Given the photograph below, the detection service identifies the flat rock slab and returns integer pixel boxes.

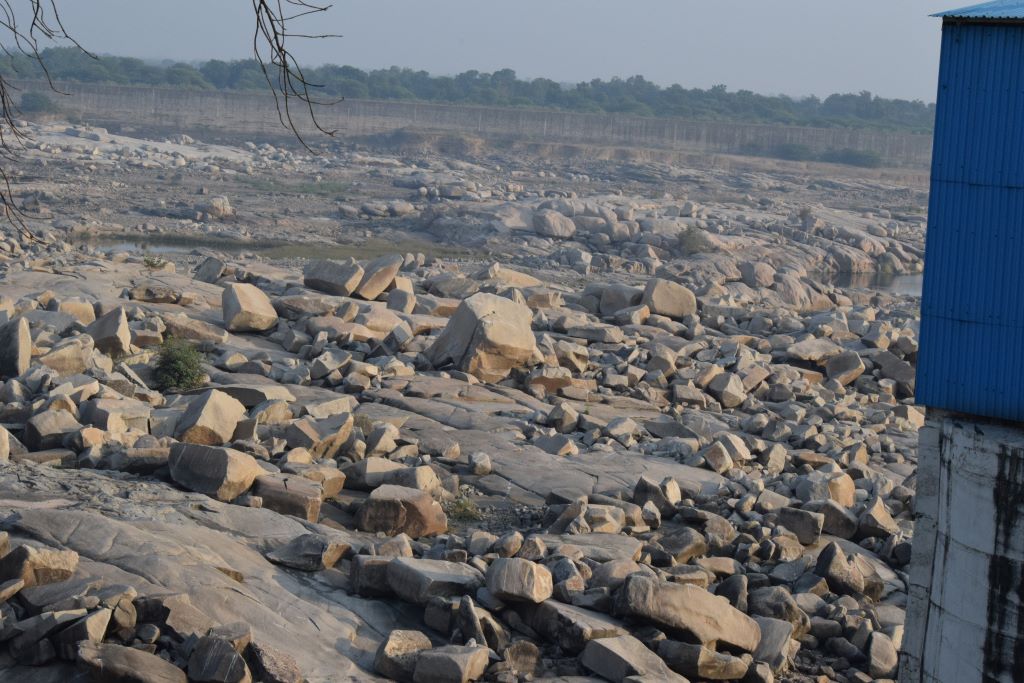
[0,465,392,682]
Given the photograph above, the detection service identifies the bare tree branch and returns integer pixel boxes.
[252,0,343,151]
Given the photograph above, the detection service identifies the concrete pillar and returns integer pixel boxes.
[901,410,1024,682]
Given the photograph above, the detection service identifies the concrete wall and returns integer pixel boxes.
[18,80,933,167]
[902,411,1024,682]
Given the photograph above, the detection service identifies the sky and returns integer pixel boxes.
[51,1,957,103]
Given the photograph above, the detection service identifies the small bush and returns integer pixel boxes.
[20,92,59,114]
[143,254,168,271]
[154,338,205,392]
[678,227,713,256]
[446,496,483,521]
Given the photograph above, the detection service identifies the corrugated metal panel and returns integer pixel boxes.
[917,21,1024,420]
[936,0,1024,19]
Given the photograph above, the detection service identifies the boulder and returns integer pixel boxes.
[23,410,82,451]
[303,259,364,296]
[787,337,844,364]
[375,630,432,682]
[0,317,29,377]
[194,256,226,283]
[613,575,761,652]
[77,641,187,683]
[486,558,553,603]
[188,636,251,683]
[825,350,865,385]
[358,485,448,537]
[0,545,78,588]
[168,444,263,502]
[244,642,302,683]
[424,293,539,382]
[641,278,697,319]
[533,209,576,238]
[413,645,489,683]
[253,474,323,522]
[580,635,686,682]
[386,557,484,605]
[739,261,777,288]
[707,372,746,409]
[518,600,627,654]
[355,254,404,300]
[87,307,132,356]
[38,336,93,375]
[222,283,278,333]
[176,390,246,446]
[658,640,750,680]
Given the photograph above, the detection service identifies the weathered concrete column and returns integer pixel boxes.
[901,411,1024,682]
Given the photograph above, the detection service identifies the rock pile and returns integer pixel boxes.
[0,222,917,682]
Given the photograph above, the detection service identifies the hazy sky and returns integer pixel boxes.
[53,1,956,102]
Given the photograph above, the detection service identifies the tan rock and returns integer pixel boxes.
[355,254,404,300]
[222,283,278,333]
[87,307,131,356]
[425,293,539,382]
[641,278,696,319]
[358,485,448,538]
[486,558,553,603]
[0,545,78,588]
[176,390,246,445]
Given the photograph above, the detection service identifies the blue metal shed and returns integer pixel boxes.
[916,1,1024,420]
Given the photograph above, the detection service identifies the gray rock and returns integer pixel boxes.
[168,443,263,502]
[580,634,686,682]
[77,641,187,683]
[387,557,484,605]
[614,574,760,652]
[0,317,30,378]
[303,259,365,296]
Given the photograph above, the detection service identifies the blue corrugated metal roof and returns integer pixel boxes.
[935,1,1024,19]
[916,19,1024,420]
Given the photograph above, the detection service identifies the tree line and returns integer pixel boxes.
[5,47,936,133]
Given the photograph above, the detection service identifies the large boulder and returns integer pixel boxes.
[0,545,78,588]
[424,293,539,382]
[222,283,278,333]
[355,254,404,300]
[641,278,697,319]
[175,390,246,445]
[303,260,364,296]
[486,558,553,603]
[533,210,576,238]
[357,485,447,538]
[87,307,132,356]
[168,443,263,502]
[0,317,29,378]
[386,557,484,605]
[613,575,761,653]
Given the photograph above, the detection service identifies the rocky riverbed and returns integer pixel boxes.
[0,121,923,682]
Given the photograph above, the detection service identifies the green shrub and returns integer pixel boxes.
[446,496,483,521]
[154,338,205,392]
[20,92,59,114]
[143,254,168,272]
[678,227,713,256]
